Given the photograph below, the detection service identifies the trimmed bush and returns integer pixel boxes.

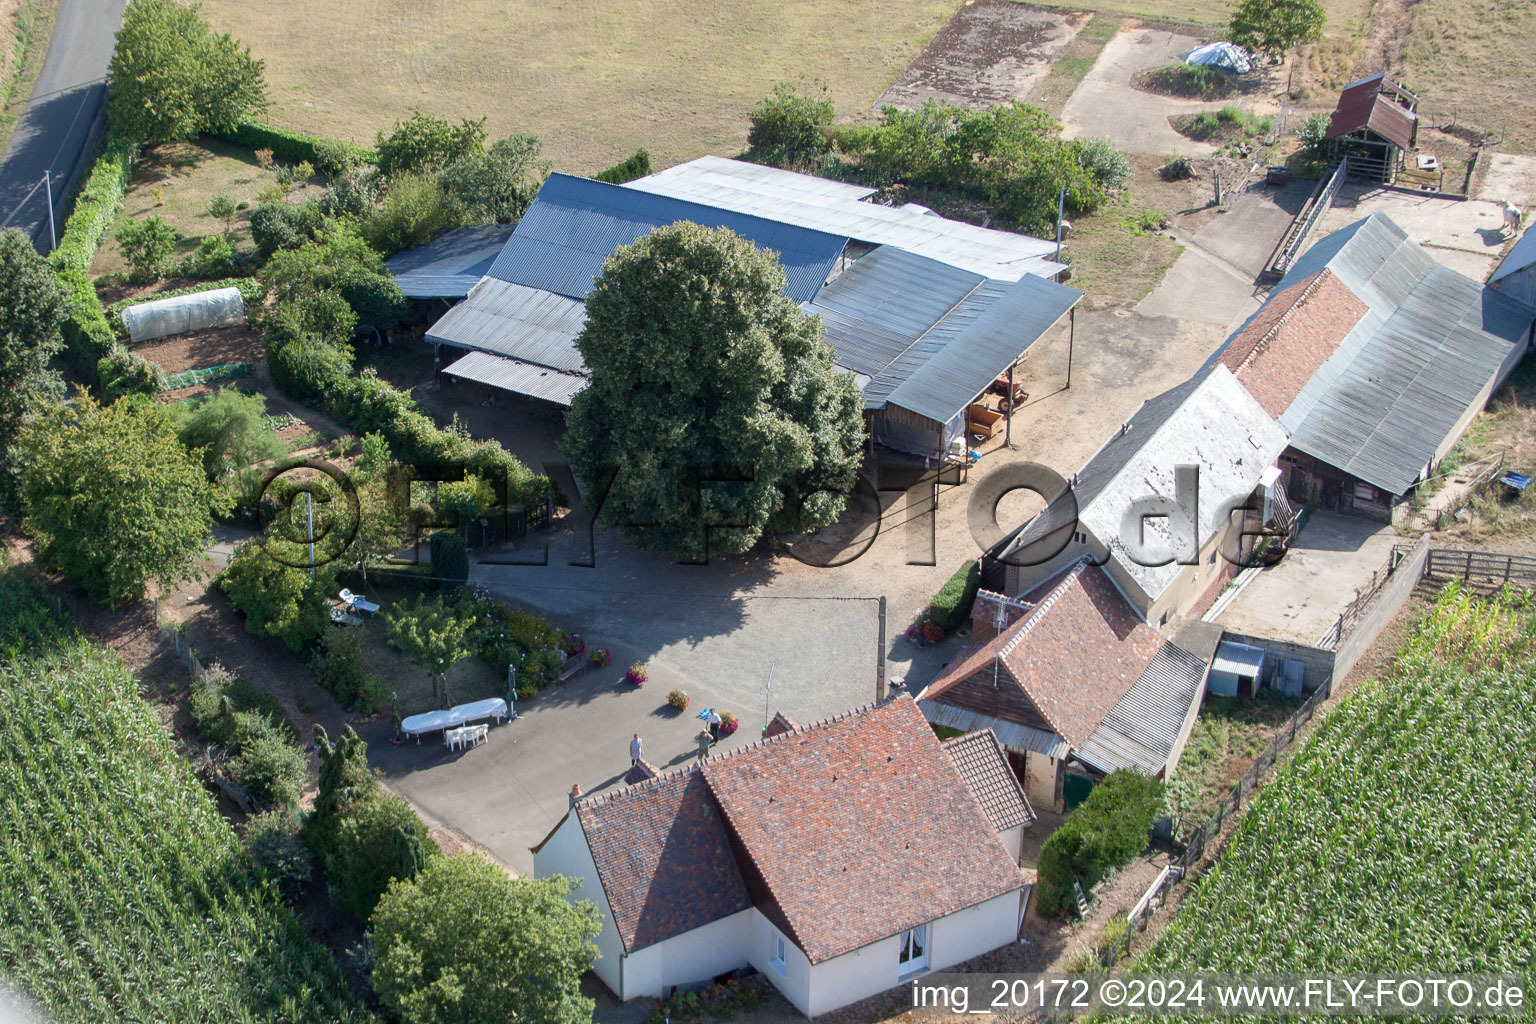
[1037,769,1165,915]
[326,791,435,920]
[594,148,652,184]
[242,810,313,902]
[267,334,354,404]
[214,120,376,171]
[928,560,980,632]
[309,628,387,714]
[230,712,307,808]
[96,349,165,401]
[249,199,322,259]
[430,530,469,590]
[55,266,118,376]
[49,142,137,274]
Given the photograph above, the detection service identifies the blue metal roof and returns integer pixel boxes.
[386,224,516,298]
[486,173,848,303]
[812,246,983,341]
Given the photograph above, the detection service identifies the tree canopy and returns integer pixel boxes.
[0,229,66,518]
[372,854,600,1024]
[561,223,865,561]
[386,595,476,708]
[375,110,488,178]
[438,135,549,225]
[106,0,266,144]
[747,80,835,170]
[21,395,229,606]
[175,387,286,479]
[260,219,407,332]
[1228,0,1326,60]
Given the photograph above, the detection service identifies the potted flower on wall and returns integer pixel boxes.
[589,647,611,668]
[562,633,585,657]
[625,662,648,685]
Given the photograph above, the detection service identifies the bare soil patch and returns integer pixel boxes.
[132,324,265,376]
[877,0,1091,112]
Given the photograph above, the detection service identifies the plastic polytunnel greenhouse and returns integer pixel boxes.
[121,287,247,344]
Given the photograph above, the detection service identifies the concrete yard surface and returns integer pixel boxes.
[1312,184,1519,281]
[1058,27,1220,157]
[1217,511,1399,646]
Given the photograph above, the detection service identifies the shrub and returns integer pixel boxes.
[178,232,238,278]
[362,173,459,254]
[310,628,386,713]
[54,267,117,378]
[325,791,434,920]
[115,215,178,281]
[96,349,164,401]
[594,147,651,184]
[1159,155,1195,181]
[667,689,689,710]
[249,199,322,258]
[1073,137,1131,190]
[588,647,610,667]
[928,559,980,632]
[438,134,547,225]
[429,530,469,590]
[242,810,313,902]
[218,539,332,655]
[267,334,353,404]
[208,192,237,233]
[230,712,307,808]
[214,121,376,171]
[1294,111,1330,156]
[1037,770,1164,915]
[375,110,487,178]
[625,662,648,685]
[748,80,834,169]
[312,137,359,177]
[188,683,237,745]
[319,166,382,220]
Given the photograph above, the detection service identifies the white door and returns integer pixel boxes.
[898,924,929,974]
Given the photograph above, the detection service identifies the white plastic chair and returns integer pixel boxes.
[339,588,381,616]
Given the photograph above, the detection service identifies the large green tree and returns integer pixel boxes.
[1228,0,1326,61]
[371,854,600,1024]
[261,220,407,332]
[438,135,548,225]
[0,229,66,518]
[175,387,286,479]
[21,395,230,606]
[561,223,865,561]
[106,0,267,144]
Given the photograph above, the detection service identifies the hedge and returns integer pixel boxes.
[49,142,138,383]
[212,121,375,172]
[107,277,266,337]
[928,559,980,632]
[594,147,652,184]
[1037,770,1165,916]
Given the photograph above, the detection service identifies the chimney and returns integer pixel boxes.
[568,783,582,809]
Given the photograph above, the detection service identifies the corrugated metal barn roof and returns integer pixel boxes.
[425,278,588,372]
[487,173,847,303]
[1273,213,1534,493]
[1074,365,1289,605]
[386,224,516,298]
[1077,642,1208,776]
[919,701,1071,759]
[1325,72,1417,150]
[1491,226,1536,284]
[812,245,984,341]
[627,155,1066,281]
[441,350,587,407]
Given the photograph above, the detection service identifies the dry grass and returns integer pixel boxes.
[197,0,959,173]
[0,0,56,154]
[1402,0,1536,153]
[1062,153,1192,306]
[1030,14,1121,116]
[89,138,301,280]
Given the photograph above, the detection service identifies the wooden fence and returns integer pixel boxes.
[1424,547,1536,587]
[1263,159,1349,281]
[1428,451,1506,532]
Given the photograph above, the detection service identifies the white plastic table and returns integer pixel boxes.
[401,698,509,743]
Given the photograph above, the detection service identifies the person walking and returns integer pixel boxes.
[630,733,642,766]
[706,708,722,746]
[695,729,712,762]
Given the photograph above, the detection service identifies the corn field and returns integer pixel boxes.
[0,575,365,1023]
[1137,583,1536,988]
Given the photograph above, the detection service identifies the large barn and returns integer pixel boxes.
[411,157,1082,460]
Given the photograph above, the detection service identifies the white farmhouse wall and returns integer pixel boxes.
[999,823,1025,865]
[807,934,904,1017]
[620,909,754,998]
[531,814,625,996]
[746,914,814,1015]
[928,889,1022,970]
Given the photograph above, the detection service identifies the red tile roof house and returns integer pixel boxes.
[530,696,1033,1016]
[918,560,1211,813]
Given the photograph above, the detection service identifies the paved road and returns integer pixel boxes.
[0,0,127,250]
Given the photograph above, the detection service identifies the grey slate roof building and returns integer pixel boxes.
[421,160,1081,443]
[1217,212,1535,509]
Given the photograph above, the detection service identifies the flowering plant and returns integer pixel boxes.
[904,622,923,643]
[719,710,739,737]
[922,620,945,644]
[667,689,689,710]
[625,662,648,685]
[588,647,611,667]
[561,633,585,657]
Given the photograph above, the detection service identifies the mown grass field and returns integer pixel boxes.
[0,570,365,1024]
[1135,584,1536,985]
[198,0,958,174]
[1403,0,1536,152]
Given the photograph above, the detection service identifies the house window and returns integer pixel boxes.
[770,934,787,975]
[898,924,929,974]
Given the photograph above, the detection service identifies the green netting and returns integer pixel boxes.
[160,362,252,392]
